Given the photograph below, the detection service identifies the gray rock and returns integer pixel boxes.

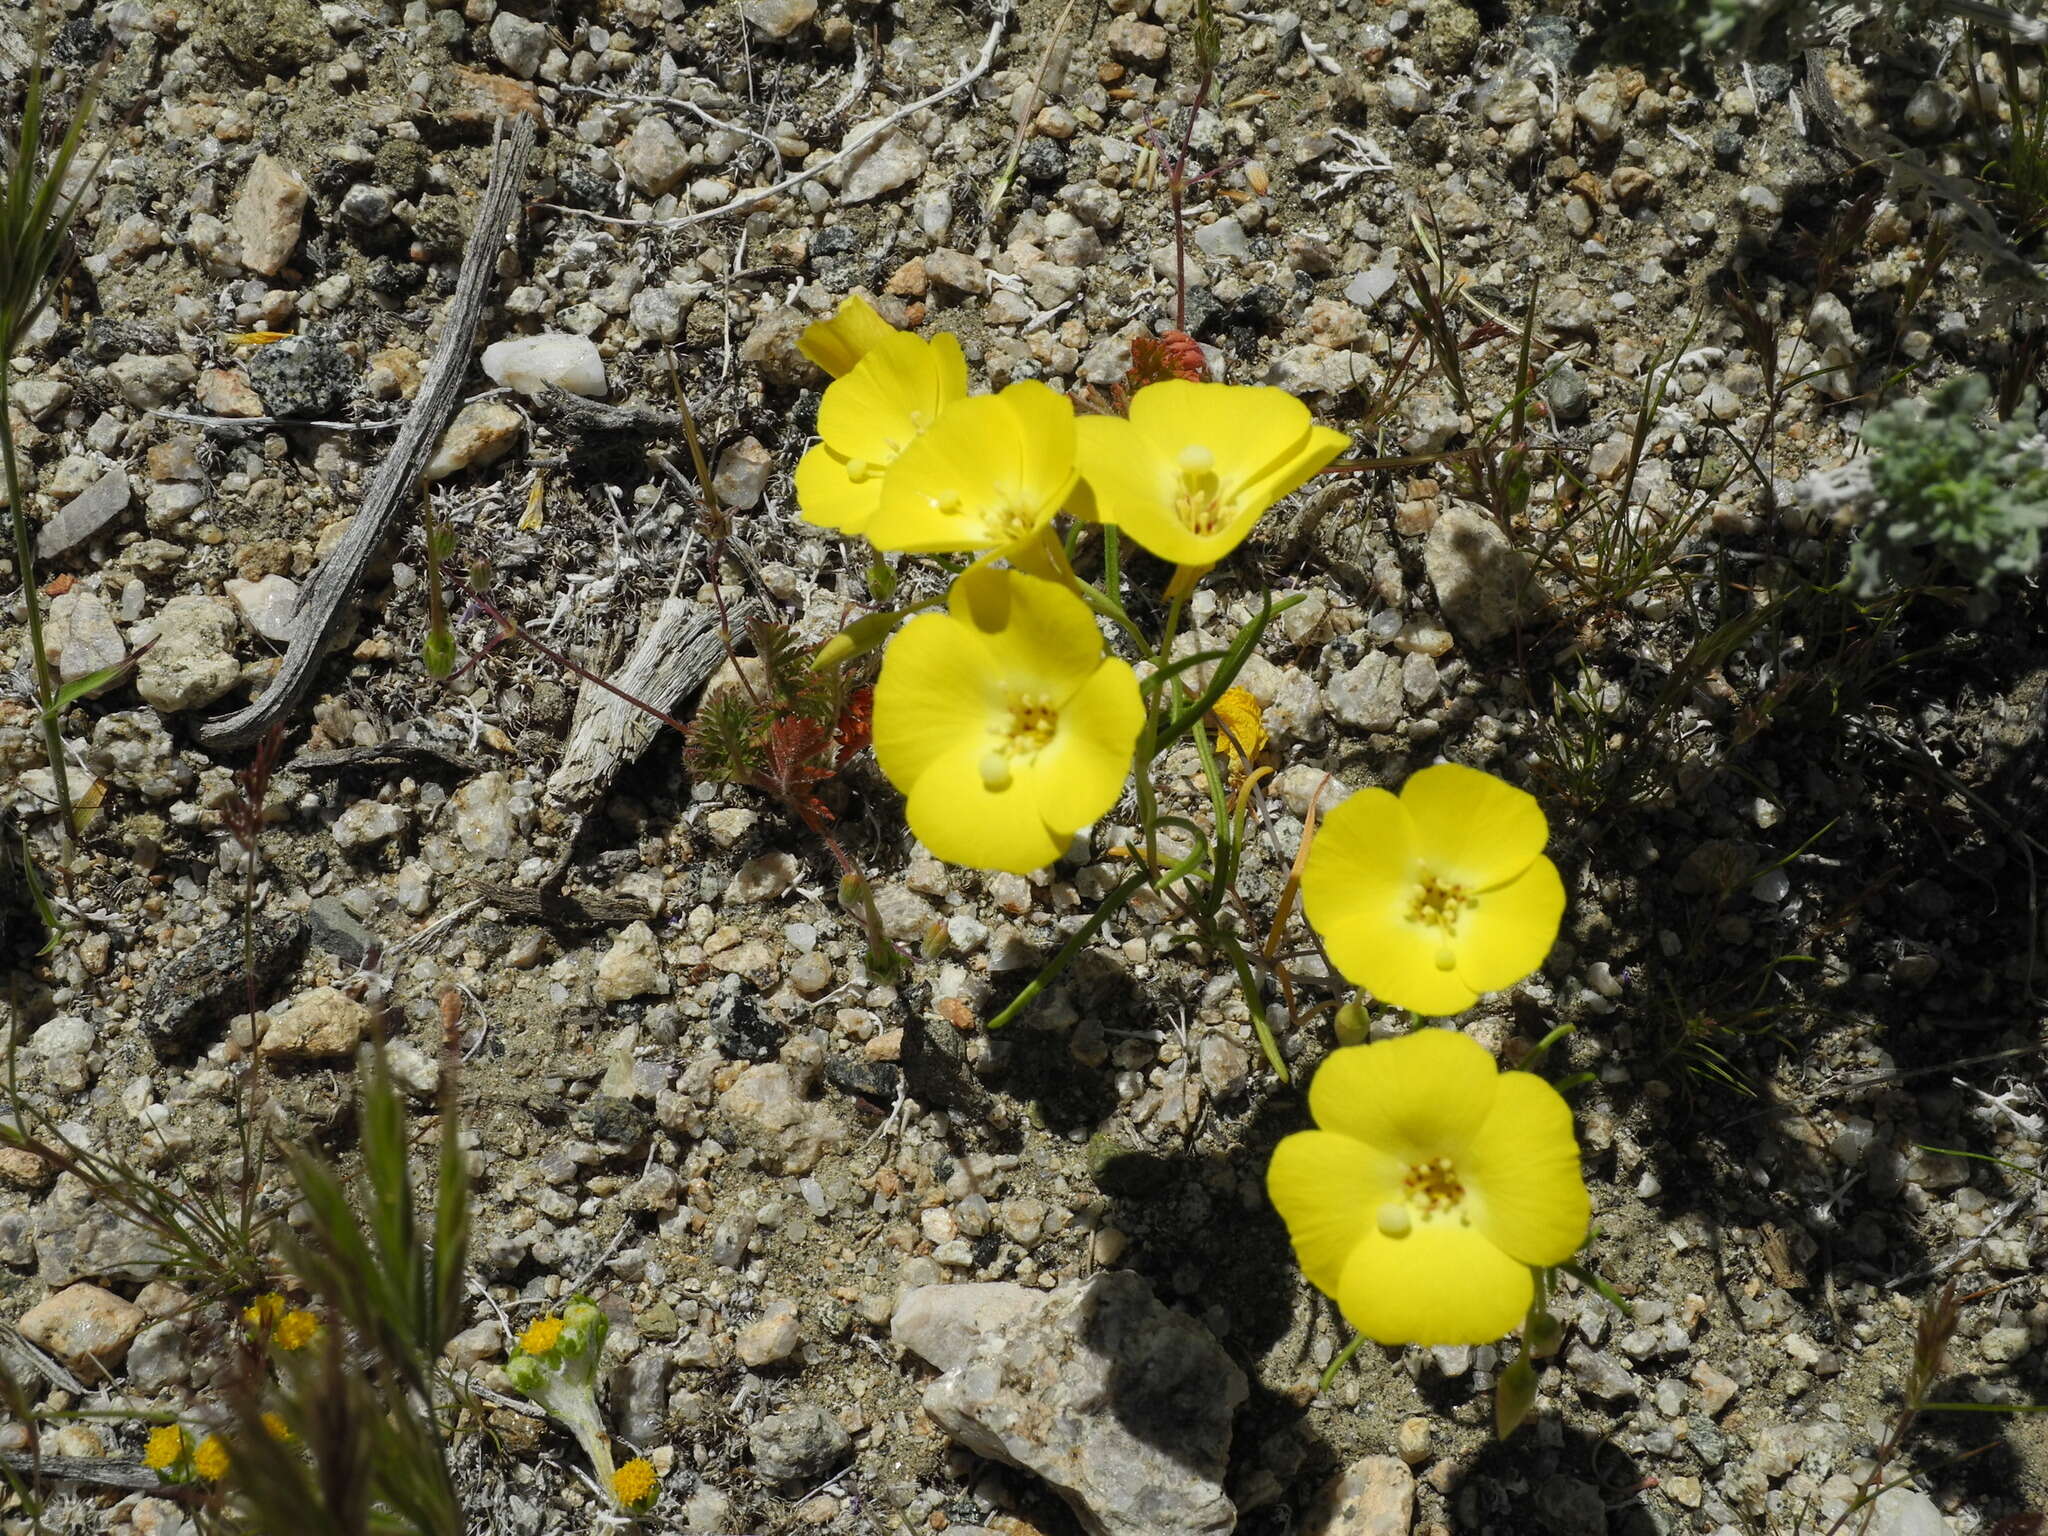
[682,1487,733,1533]
[1423,504,1531,646]
[609,1350,673,1443]
[126,1319,189,1391]
[1573,80,1625,144]
[34,1176,169,1286]
[246,334,354,418]
[1542,363,1591,422]
[332,798,405,852]
[108,353,196,409]
[838,124,926,205]
[44,589,128,690]
[891,1272,1246,1536]
[1860,1487,1947,1536]
[1565,1342,1638,1401]
[1327,651,1405,733]
[141,914,307,1052]
[717,1063,847,1175]
[225,573,299,643]
[307,896,379,967]
[1302,1455,1414,1536]
[451,771,522,859]
[620,117,690,198]
[712,436,773,512]
[1533,1474,1605,1536]
[18,1283,146,1373]
[231,154,310,276]
[135,595,240,712]
[748,1402,851,1488]
[743,0,816,37]
[214,0,334,78]
[36,470,132,560]
[1192,216,1251,263]
[488,10,548,77]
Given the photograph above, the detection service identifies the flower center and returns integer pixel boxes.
[981,693,1060,790]
[1172,443,1230,536]
[1376,1155,1468,1238]
[1407,870,1476,971]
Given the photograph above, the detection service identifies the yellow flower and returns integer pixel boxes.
[798,294,898,379]
[242,1294,286,1330]
[794,330,969,536]
[518,1315,565,1356]
[143,1424,188,1471]
[1267,1029,1589,1346]
[260,1412,293,1442]
[874,567,1143,874]
[861,381,1078,556]
[1300,763,1564,1016]
[612,1456,659,1510]
[274,1310,319,1351]
[1073,379,1349,567]
[192,1435,231,1482]
[1207,687,1268,777]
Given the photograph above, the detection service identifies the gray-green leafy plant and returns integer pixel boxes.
[1853,371,2048,595]
[2,55,103,849]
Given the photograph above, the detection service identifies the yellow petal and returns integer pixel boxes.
[1072,415,1202,562]
[1307,1030,1499,1163]
[1026,658,1142,833]
[905,739,1068,873]
[872,610,1001,796]
[817,332,966,465]
[867,382,1077,554]
[799,294,898,378]
[1454,854,1566,998]
[1347,924,1480,1016]
[1336,1219,1535,1346]
[1235,423,1352,518]
[1400,763,1550,890]
[1301,786,1474,1014]
[794,444,884,534]
[1267,1129,1403,1296]
[1129,379,1313,483]
[1461,1071,1590,1267]
[949,567,1109,700]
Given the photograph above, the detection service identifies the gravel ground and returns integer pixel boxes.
[2,0,2047,1533]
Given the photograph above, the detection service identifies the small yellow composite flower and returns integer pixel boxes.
[874,567,1144,874]
[1267,1029,1589,1346]
[1300,763,1565,1016]
[274,1309,319,1351]
[794,330,969,536]
[260,1412,293,1442]
[242,1293,287,1331]
[1073,379,1349,568]
[518,1314,566,1356]
[861,381,1078,556]
[612,1456,659,1511]
[797,293,898,379]
[192,1435,231,1482]
[143,1424,188,1472]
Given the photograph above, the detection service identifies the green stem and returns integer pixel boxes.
[986,868,1150,1031]
[1317,1333,1367,1393]
[0,372,76,848]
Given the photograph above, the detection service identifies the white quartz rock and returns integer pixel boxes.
[481,334,608,399]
